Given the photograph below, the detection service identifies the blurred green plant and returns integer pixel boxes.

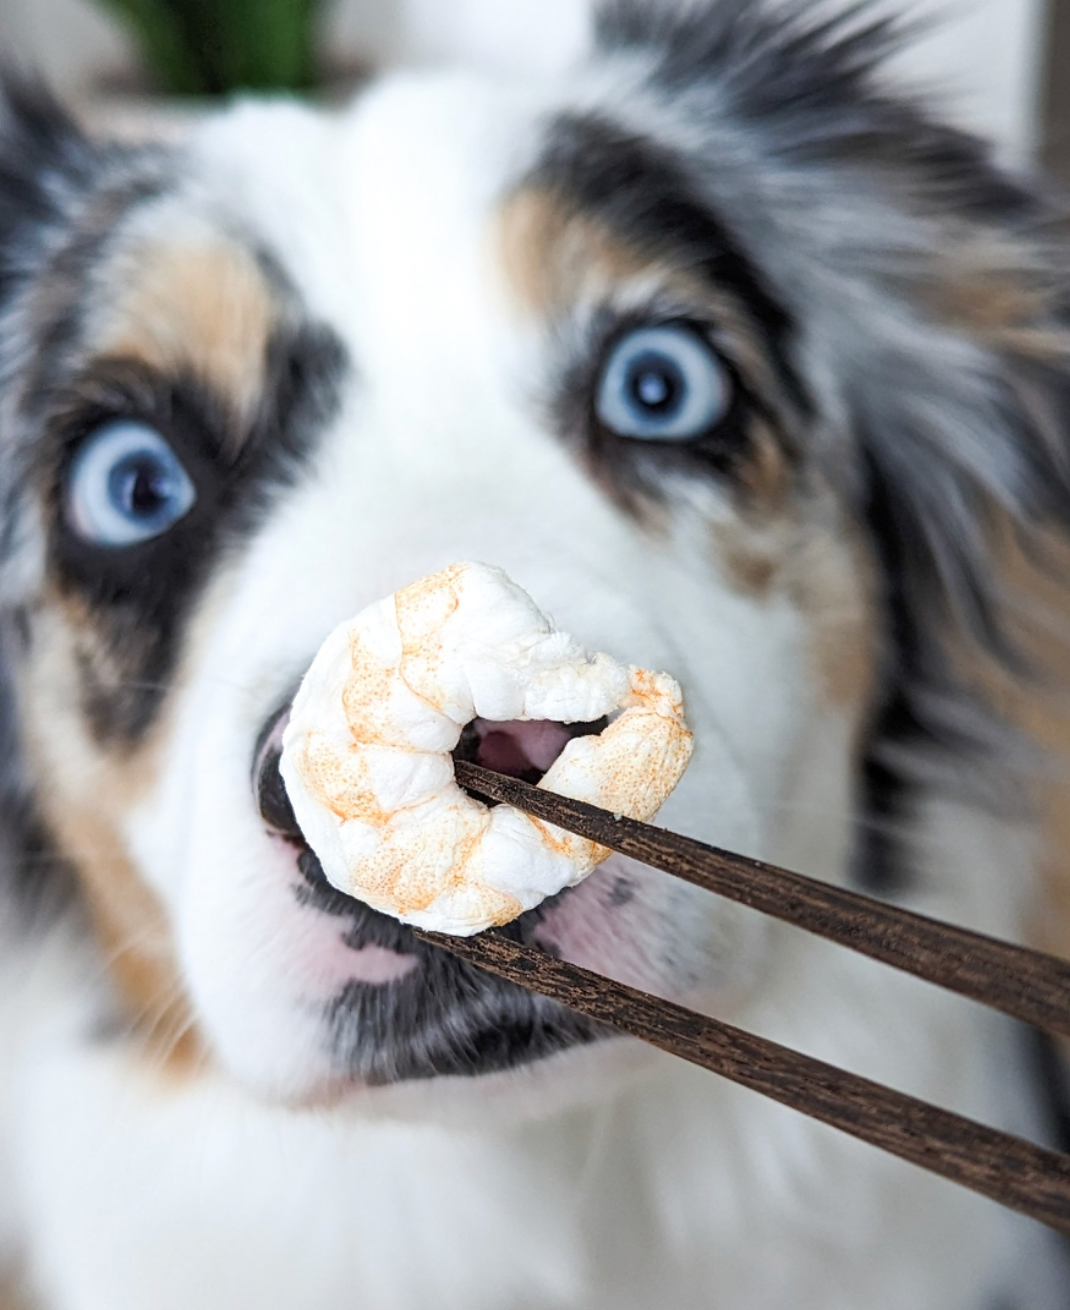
[96,0,329,95]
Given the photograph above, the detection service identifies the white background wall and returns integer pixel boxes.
[0,0,1051,160]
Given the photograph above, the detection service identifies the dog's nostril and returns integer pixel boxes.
[257,747,301,837]
[253,705,302,839]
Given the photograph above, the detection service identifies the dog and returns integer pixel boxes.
[1,2,1070,1305]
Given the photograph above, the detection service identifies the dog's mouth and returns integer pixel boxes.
[252,708,613,1084]
[450,715,607,791]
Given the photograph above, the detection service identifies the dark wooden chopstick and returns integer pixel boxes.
[454,760,1070,1038]
[414,926,1070,1234]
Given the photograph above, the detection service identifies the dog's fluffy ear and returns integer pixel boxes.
[594,0,905,101]
[0,81,95,921]
[0,77,97,301]
[843,226,1070,671]
[596,1,1070,672]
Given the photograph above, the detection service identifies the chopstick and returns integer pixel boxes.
[453,760,1070,1038]
[439,761,1070,1230]
[413,925,1070,1234]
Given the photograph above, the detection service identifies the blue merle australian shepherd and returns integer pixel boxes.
[1,3,1070,1306]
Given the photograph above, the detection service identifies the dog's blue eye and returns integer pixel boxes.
[66,421,196,547]
[596,325,731,442]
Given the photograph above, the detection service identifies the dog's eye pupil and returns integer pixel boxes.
[628,355,684,415]
[113,458,169,518]
[596,323,731,444]
[65,420,197,548]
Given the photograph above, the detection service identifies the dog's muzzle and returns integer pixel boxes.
[249,701,605,1083]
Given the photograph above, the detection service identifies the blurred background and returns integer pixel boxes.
[0,0,1061,168]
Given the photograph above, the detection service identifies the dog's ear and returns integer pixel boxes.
[593,0,905,112]
[843,218,1070,673]
[0,77,98,303]
[0,80,95,921]
[594,1,1070,673]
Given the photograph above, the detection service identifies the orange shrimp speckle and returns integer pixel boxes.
[280,563,692,936]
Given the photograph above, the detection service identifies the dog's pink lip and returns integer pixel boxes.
[340,942,420,984]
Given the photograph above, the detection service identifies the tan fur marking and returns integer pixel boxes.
[738,419,790,508]
[790,525,880,717]
[498,188,649,316]
[713,499,879,718]
[17,601,205,1080]
[936,274,1043,335]
[923,235,1070,966]
[927,232,1052,334]
[499,189,793,511]
[992,532,1070,964]
[711,522,780,596]
[0,1276,34,1310]
[53,797,203,1076]
[498,187,791,399]
[95,237,276,437]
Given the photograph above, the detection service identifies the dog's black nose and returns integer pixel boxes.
[252,704,302,839]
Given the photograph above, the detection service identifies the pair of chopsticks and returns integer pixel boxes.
[413,760,1070,1235]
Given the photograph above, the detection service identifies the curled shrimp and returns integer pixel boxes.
[280,563,692,936]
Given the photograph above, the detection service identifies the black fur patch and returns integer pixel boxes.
[290,841,602,1080]
[532,110,807,411]
[0,81,350,750]
[41,325,347,746]
[0,80,101,298]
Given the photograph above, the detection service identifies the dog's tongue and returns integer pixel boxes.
[472,720,574,778]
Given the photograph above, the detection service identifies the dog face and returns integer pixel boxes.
[2,4,1069,1106]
